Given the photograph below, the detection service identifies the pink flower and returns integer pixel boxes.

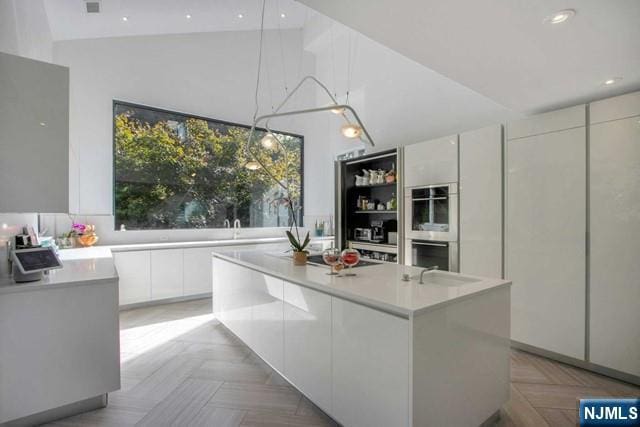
[72,223,86,234]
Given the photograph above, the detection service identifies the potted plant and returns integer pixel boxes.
[286,229,310,266]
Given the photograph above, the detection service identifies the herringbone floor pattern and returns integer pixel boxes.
[47,299,639,426]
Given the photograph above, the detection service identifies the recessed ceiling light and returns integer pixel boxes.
[186,14,192,19]
[121,16,128,22]
[237,13,244,19]
[39,122,46,126]
[280,13,286,18]
[603,77,622,86]
[543,9,575,25]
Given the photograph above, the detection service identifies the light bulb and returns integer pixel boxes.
[261,133,277,149]
[331,106,345,115]
[245,161,261,170]
[543,9,575,25]
[341,123,362,139]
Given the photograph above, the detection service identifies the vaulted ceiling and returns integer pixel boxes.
[298,0,640,114]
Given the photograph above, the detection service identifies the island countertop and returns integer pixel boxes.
[212,249,511,317]
[0,246,118,295]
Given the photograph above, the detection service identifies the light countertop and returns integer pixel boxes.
[0,236,332,294]
[74,236,334,252]
[212,249,511,318]
[0,247,118,295]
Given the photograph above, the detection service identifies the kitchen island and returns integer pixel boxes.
[0,247,120,425]
[212,249,511,427]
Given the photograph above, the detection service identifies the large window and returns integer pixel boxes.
[113,102,303,230]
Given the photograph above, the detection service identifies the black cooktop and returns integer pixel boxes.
[306,254,379,268]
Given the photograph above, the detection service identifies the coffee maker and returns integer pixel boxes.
[371,220,385,242]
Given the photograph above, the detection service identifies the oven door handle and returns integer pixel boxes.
[412,242,448,247]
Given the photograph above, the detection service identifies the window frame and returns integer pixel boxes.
[112,100,305,231]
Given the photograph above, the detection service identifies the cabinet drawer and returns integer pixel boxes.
[183,247,214,296]
[113,251,151,305]
[151,249,184,300]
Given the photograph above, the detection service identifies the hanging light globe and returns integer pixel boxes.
[260,133,278,149]
[245,160,261,170]
[341,123,362,139]
[330,105,345,115]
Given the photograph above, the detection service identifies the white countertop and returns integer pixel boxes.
[0,247,118,295]
[75,236,334,252]
[0,236,333,295]
[212,249,511,318]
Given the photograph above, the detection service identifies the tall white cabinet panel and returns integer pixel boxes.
[459,125,503,278]
[252,274,284,372]
[113,251,151,305]
[151,249,184,300]
[183,247,214,296]
[332,298,409,427]
[506,123,586,360]
[214,259,253,343]
[589,94,640,376]
[404,134,458,186]
[0,52,69,213]
[283,281,332,412]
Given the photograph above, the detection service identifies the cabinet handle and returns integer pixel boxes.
[412,242,448,247]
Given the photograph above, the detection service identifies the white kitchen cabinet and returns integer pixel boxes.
[214,259,254,343]
[113,251,151,305]
[404,134,458,187]
[283,281,332,412]
[151,249,184,300]
[252,274,284,372]
[507,105,585,140]
[459,125,503,278]
[506,116,586,360]
[0,52,69,213]
[589,92,640,377]
[332,298,409,427]
[183,247,215,296]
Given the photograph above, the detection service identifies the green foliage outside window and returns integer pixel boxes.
[113,103,303,230]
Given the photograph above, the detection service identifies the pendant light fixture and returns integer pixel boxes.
[244,0,375,178]
[260,132,278,149]
[245,160,261,170]
[341,123,362,138]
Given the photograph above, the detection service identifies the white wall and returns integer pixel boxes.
[51,29,336,243]
[303,13,518,154]
[0,0,53,62]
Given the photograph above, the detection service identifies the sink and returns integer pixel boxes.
[411,271,479,287]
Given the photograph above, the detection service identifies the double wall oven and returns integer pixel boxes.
[404,183,458,272]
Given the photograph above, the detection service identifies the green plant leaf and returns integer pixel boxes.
[300,231,311,251]
[285,230,301,251]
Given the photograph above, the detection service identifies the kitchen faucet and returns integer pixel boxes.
[419,266,439,284]
[233,219,241,239]
[223,219,231,228]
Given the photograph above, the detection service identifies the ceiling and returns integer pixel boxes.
[298,0,640,114]
[304,15,519,149]
[43,0,312,40]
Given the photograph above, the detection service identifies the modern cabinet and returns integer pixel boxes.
[214,259,254,344]
[459,125,503,278]
[183,247,215,295]
[113,250,151,305]
[283,281,332,412]
[589,92,640,377]
[212,256,510,427]
[252,274,284,372]
[506,105,586,360]
[151,249,184,300]
[404,134,458,187]
[331,298,409,427]
[0,52,69,213]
